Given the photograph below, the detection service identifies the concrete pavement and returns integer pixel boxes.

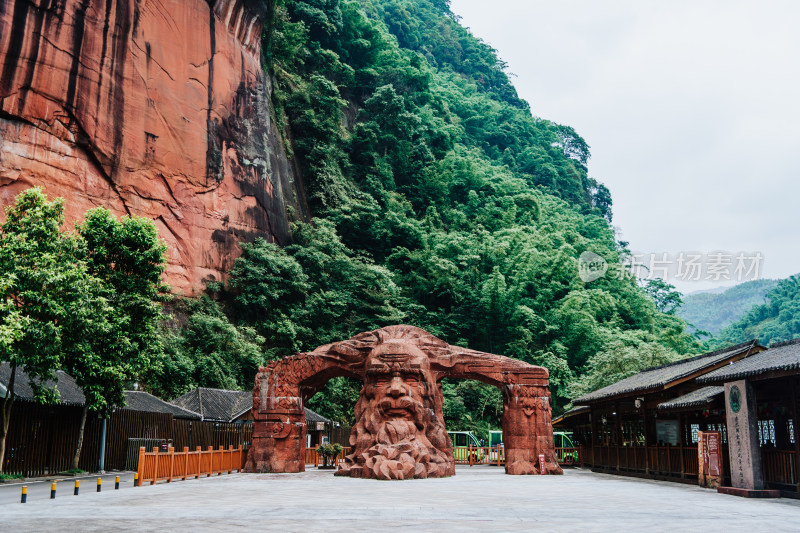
[2,466,798,532]
[0,472,137,505]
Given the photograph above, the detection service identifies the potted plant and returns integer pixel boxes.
[316,443,343,469]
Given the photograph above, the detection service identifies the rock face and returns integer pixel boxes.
[245,325,563,478]
[0,0,307,294]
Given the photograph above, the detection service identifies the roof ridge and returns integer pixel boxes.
[638,339,757,373]
[198,387,246,393]
[197,388,204,419]
[769,337,800,348]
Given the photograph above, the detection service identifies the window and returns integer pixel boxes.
[757,420,776,447]
[690,424,700,444]
[705,423,727,444]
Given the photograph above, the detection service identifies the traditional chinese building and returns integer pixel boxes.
[171,387,333,447]
[557,338,800,496]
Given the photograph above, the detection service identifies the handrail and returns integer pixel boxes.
[136,445,245,486]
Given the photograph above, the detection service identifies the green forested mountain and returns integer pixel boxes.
[153,0,699,430]
[676,279,778,336]
[718,275,800,346]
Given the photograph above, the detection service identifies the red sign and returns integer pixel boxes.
[707,432,721,476]
[538,454,546,475]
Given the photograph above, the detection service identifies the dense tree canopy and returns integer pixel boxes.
[158,0,700,427]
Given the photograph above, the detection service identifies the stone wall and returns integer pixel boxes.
[0,0,307,294]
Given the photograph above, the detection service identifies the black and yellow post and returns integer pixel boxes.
[20,485,27,503]
[74,480,80,496]
[114,476,120,490]
[96,477,102,492]
[134,472,139,486]
[50,482,57,499]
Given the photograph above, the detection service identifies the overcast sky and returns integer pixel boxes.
[449,0,800,292]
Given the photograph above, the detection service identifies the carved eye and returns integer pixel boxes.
[405,376,419,385]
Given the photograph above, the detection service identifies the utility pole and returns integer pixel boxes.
[98,417,107,473]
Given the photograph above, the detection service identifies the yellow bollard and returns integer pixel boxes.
[115,476,120,490]
[74,480,80,496]
[97,477,102,493]
[21,485,27,504]
[134,472,139,487]
[50,482,57,499]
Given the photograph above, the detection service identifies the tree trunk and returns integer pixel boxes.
[72,405,88,471]
[0,363,17,474]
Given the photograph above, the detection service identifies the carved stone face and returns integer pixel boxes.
[365,341,432,425]
[335,339,454,479]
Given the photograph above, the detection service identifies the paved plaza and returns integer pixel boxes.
[1,466,799,532]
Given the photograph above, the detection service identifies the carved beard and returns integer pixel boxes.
[336,392,455,480]
[377,418,416,445]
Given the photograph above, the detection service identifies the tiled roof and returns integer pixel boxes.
[657,386,724,410]
[573,340,761,404]
[0,363,85,406]
[123,390,201,419]
[698,338,800,383]
[172,388,251,422]
[0,363,203,419]
[172,387,330,424]
[304,408,329,423]
[553,405,589,426]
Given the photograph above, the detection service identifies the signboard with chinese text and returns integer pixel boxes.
[656,420,680,446]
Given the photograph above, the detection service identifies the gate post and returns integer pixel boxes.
[245,369,307,473]
[502,383,562,475]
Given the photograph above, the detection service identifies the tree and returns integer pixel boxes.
[0,189,84,472]
[567,333,679,400]
[66,208,169,469]
[643,278,683,315]
[153,297,265,399]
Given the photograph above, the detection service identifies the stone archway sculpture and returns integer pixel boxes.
[244,325,563,479]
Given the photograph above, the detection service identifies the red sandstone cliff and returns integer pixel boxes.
[0,0,307,294]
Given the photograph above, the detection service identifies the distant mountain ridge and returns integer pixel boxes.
[719,275,800,346]
[676,278,778,335]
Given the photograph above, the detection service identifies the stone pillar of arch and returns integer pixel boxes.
[244,325,563,478]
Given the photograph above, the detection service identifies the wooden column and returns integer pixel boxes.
[790,377,800,493]
[615,402,621,472]
[590,407,598,469]
[679,412,686,479]
[642,401,650,475]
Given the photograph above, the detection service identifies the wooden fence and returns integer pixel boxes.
[304,447,351,467]
[762,448,798,490]
[579,445,702,480]
[580,444,798,492]
[1,399,253,476]
[301,446,579,468]
[451,446,579,467]
[136,446,246,485]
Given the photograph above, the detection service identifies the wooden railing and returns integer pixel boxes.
[453,446,498,465]
[555,447,579,465]
[580,445,702,479]
[136,446,246,485]
[303,446,577,467]
[304,447,351,467]
[451,446,578,467]
[581,444,799,492]
[762,448,797,487]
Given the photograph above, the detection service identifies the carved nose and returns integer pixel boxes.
[388,377,406,398]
